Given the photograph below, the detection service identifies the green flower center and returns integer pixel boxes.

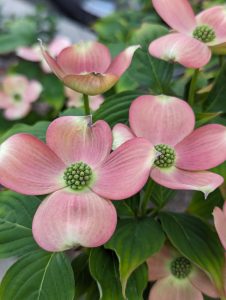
[193,25,216,43]
[154,144,176,168]
[63,161,92,191]
[13,93,22,102]
[171,256,192,279]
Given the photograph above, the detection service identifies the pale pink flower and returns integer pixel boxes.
[0,116,156,251]
[113,95,226,196]
[149,0,226,68]
[40,40,140,95]
[17,36,71,73]
[65,87,104,112]
[147,245,219,300]
[213,202,226,250]
[0,75,42,120]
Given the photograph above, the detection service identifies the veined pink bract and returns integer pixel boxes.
[213,202,226,250]
[0,116,156,252]
[113,95,226,196]
[149,0,226,68]
[40,40,141,95]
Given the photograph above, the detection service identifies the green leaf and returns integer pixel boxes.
[72,252,99,299]
[0,191,41,258]
[130,23,168,50]
[89,247,148,300]
[212,161,226,198]
[205,62,226,112]
[0,250,75,300]
[60,107,84,117]
[150,181,176,209]
[0,121,49,143]
[93,91,142,127]
[159,212,225,290]
[105,217,165,296]
[187,189,224,219]
[128,49,174,94]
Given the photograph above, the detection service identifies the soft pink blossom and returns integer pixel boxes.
[0,116,157,251]
[40,40,140,95]
[0,75,42,120]
[147,245,219,300]
[113,95,226,196]
[65,87,104,111]
[149,0,226,68]
[213,202,226,250]
[17,36,71,73]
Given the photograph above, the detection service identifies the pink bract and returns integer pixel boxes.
[40,40,141,95]
[65,87,104,111]
[0,75,42,120]
[17,36,71,73]
[112,95,226,195]
[0,116,157,251]
[213,202,226,250]
[147,245,219,300]
[149,0,226,68]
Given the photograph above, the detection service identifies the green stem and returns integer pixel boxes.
[140,179,154,214]
[83,94,91,115]
[188,68,200,106]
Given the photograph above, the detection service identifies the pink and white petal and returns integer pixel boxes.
[0,92,11,108]
[48,36,71,56]
[189,267,219,298]
[196,6,226,46]
[4,103,31,120]
[24,80,43,103]
[92,138,156,200]
[16,46,41,62]
[147,245,176,281]
[32,189,117,252]
[107,45,141,77]
[112,123,135,150]
[3,75,28,96]
[129,95,195,146]
[0,134,66,195]
[46,116,112,167]
[213,207,226,250]
[40,60,52,73]
[63,73,118,96]
[175,124,226,171]
[89,95,104,111]
[149,277,203,300]
[56,42,111,74]
[149,33,211,68]
[152,0,196,34]
[150,167,224,197]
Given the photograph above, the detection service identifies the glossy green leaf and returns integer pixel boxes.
[212,161,226,198]
[149,181,176,209]
[0,250,75,300]
[93,91,142,127]
[0,121,49,143]
[205,62,226,112]
[0,191,41,258]
[159,212,225,290]
[105,217,165,296]
[89,247,148,300]
[187,189,224,219]
[72,252,99,299]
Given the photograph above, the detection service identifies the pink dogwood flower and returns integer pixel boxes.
[113,95,226,196]
[149,0,226,68]
[17,36,71,73]
[213,202,226,250]
[147,245,219,300]
[40,40,140,95]
[65,87,104,112]
[0,116,156,252]
[0,75,42,120]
